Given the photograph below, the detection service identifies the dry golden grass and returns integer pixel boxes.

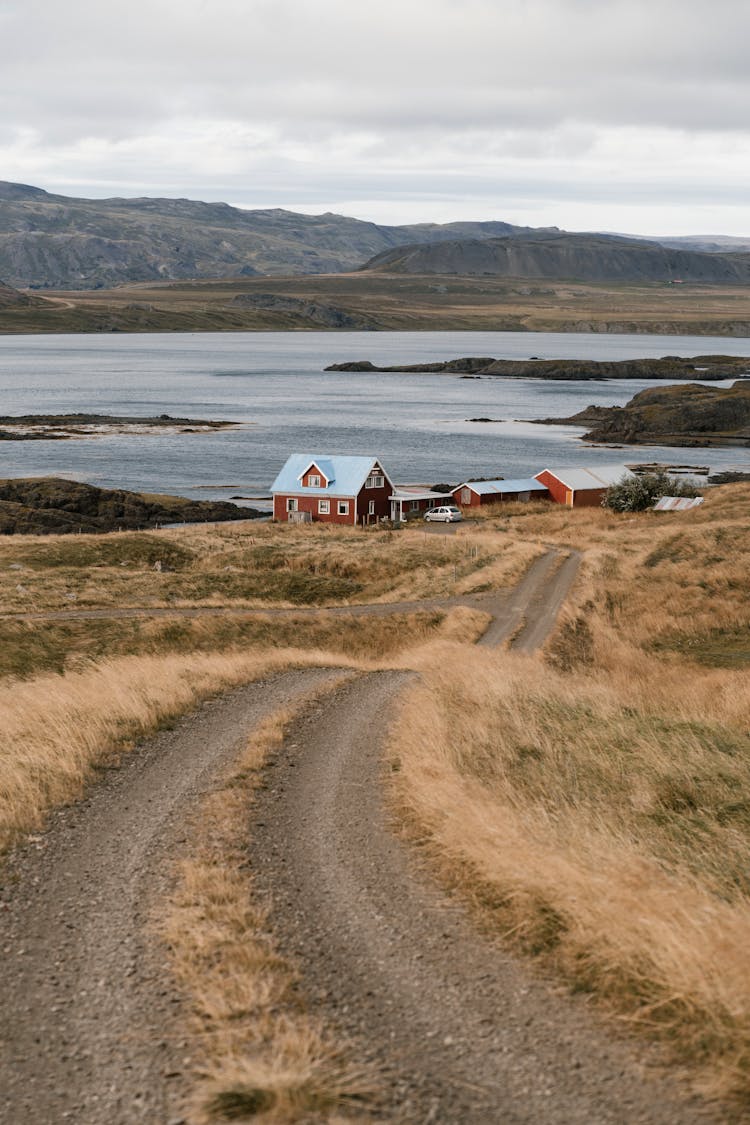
[163,693,373,1123]
[388,484,750,1101]
[0,605,487,855]
[0,649,343,855]
[0,608,456,681]
[0,518,516,614]
[389,644,750,1098]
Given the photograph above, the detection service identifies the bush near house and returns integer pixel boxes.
[603,470,700,513]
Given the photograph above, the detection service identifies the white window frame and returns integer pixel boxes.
[307,474,321,488]
[366,474,384,489]
[337,500,349,516]
[410,500,420,511]
[286,497,298,512]
[368,500,375,516]
[318,499,330,514]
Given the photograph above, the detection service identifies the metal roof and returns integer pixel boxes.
[456,477,548,496]
[653,495,704,511]
[536,464,635,491]
[389,487,448,501]
[270,453,391,496]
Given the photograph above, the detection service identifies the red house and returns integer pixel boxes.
[534,464,634,508]
[270,454,394,525]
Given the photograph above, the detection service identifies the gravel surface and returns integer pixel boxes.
[249,673,720,1124]
[0,667,340,1125]
[1,545,721,1124]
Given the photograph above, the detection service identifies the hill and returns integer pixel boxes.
[0,279,33,308]
[0,181,536,289]
[362,232,750,285]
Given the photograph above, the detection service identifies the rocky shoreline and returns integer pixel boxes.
[532,380,750,447]
[0,478,264,535]
[0,413,239,441]
[325,355,750,380]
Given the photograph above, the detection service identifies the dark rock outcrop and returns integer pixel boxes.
[0,478,263,535]
[533,381,750,447]
[325,355,750,380]
[229,293,378,329]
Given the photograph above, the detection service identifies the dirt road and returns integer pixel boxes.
[0,667,344,1125]
[0,547,718,1122]
[250,675,717,1123]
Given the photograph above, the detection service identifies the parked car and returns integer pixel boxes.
[424,505,462,523]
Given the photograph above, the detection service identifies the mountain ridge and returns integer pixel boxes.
[2,181,749,291]
[0,181,537,289]
[361,233,750,285]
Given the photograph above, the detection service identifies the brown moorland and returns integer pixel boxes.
[2,271,750,334]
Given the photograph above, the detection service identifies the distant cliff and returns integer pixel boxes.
[362,233,750,285]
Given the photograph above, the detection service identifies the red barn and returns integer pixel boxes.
[452,477,549,508]
[271,454,394,525]
[534,465,634,508]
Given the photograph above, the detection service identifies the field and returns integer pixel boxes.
[2,488,750,1113]
[390,484,750,1102]
[2,271,750,334]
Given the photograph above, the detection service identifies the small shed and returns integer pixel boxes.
[534,464,635,508]
[452,478,549,508]
[389,487,451,522]
[270,454,394,525]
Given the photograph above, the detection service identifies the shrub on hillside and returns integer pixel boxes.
[603,471,700,513]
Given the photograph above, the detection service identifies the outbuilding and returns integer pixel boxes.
[389,486,452,522]
[534,464,635,507]
[452,477,549,508]
[271,454,394,525]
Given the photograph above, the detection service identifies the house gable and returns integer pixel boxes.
[298,459,335,489]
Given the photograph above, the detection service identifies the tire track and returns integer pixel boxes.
[0,667,345,1125]
[249,675,717,1124]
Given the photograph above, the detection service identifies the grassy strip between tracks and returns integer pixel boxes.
[162,685,375,1124]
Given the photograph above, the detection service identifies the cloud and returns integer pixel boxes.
[2,0,749,232]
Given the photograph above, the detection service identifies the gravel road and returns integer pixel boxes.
[0,667,342,1125]
[0,546,720,1123]
[249,676,718,1124]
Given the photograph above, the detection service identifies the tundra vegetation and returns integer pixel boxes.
[1,486,749,1116]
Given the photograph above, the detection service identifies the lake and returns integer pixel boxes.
[1,330,749,506]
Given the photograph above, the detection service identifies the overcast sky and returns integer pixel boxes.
[2,0,749,235]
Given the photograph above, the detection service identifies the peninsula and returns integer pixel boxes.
[532,380,750,447]
[0,414,239,441]
[325,355,750,380]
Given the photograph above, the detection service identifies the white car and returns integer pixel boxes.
[424,505,462,523]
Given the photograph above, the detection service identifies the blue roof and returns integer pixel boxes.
[270,453,392,496]
[457,478,548,496]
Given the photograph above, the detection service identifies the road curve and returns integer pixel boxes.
[249,676,717,1124]
[0,667,344,1125]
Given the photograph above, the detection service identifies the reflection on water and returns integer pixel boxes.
[1,330,748,501]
